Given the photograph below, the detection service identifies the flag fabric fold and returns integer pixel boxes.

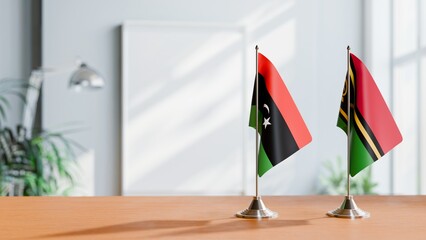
[338,53,403,177]
[249,53,311,177]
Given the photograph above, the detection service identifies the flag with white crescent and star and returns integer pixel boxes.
[249,53,312,177]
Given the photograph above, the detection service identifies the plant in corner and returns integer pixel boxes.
[0,79,81,196]
[318,156,378,195]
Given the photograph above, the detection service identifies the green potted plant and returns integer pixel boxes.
[0,79,80,196]
[318,156,378,195]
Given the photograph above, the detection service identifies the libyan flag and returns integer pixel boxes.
[249,53,312,177]
[338,53,403,177]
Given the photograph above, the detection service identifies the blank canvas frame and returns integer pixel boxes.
[121,21,249,195]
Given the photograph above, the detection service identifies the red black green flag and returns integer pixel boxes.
[249,53,312,177]
[338,53,403,177]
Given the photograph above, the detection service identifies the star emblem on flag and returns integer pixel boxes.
[263,117,271,129]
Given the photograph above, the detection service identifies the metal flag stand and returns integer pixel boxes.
[326,46,370,219]
[236,45,277,219]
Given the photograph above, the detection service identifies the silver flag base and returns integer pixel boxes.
[236,196,278,219]
[327,195,370,219]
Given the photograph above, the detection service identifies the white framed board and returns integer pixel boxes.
[121,21,249,195]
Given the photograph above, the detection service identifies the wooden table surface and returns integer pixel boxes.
[1,196,425,239]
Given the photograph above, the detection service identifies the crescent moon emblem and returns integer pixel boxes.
[263,104,270,114]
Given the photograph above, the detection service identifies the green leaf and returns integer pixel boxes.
[0,105,7,121]
[24,174,37,194]
[0,96,11,108]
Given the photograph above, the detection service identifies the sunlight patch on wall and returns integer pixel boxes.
[393,61,418,194]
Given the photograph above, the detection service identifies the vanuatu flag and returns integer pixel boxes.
[338,53,402,177]
[249,53,312,177]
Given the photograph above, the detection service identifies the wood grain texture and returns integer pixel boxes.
[0,196,425,239]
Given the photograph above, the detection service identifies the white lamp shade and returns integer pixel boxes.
[69,63,104,90]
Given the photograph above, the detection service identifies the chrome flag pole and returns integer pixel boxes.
[327,46,369,219]
[236,45,277,219]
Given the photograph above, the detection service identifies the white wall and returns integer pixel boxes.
[42,0,363,195]
[315,1,364,189]
[364,0,393,194]
[0,0,32,127]
[365,0,426,195]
